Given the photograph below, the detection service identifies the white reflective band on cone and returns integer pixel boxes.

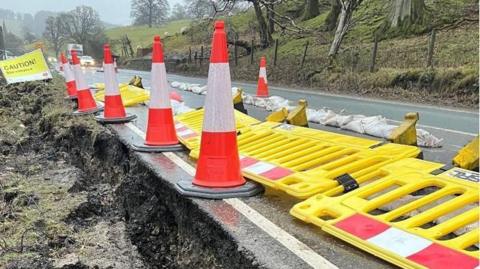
[103,63,119,96]
[259,67,267,84]
[149,63,171,109]
[203,63,235,132]
[72,64,88,90]
[64,63,75,83]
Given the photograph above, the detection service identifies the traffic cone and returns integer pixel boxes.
[256,56,269,97]
[60,53,77,100]
[176,21,263,199]
[58,55,64,72]
[95,44,137,123]
[71,50,102,115]
[132,36,183,152]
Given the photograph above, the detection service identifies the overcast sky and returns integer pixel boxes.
[0,0,183,25]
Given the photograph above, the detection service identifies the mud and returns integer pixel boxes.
[0,77,261,268]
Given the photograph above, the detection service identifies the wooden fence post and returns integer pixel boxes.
[194,51,198,65]
[234,38,238,66]
[250,39,254,65]
[273,39,278,66]
[188,47,192,64]
[0,26,5,60]
[426,29,436,68]
[200,46,203,66]
[301,41,309,68]
[369,34,378,72]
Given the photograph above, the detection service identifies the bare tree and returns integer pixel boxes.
[250,0,273,48]
[185,0,215,18]
[43,16,66,56]
[390,0,425,27]
[325,0,341,31]
[328,0,363,56]
[302,0,319,21]
[60,6,101,45]
[131,0,170,27]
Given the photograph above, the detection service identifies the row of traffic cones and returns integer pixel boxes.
[60,20,262,199]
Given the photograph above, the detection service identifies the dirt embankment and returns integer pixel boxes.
[0,77,261,268]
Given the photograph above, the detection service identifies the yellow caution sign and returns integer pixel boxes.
[453,136,479,171]
[0,49,52,84]
[388,112,419,146]
[290,158,479,269]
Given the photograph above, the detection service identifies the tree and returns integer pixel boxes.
[328,0,363,56]
[325,0,341,31]
[389,0,425,28]
[23,29,36,44]
[250,0,272,47]
[60,6,102,46]
[130,0,170,27]
[43,16,66,57]
[170,3,189,20]
[185,0,215,18]
[302,0,319,21]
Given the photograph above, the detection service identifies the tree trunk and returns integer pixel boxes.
[390,0,425,27]
[252,0,272,48]
[328,2,353,56]
[325,0,341,31]
[302,0,320,21]
[267,3,275,34]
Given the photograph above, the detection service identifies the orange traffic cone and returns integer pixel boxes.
[58,55,64,72]
[95,44,136,123]
[176,21,262,199]
[71,50,102,115]
[133,36,183,152]
[60,53,77,100]
[256,56,269,97]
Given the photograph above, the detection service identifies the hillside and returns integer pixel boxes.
[107,0,479,108]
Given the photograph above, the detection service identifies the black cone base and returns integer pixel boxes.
[176,180,264,199]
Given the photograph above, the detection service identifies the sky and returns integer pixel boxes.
[0,0,183,26]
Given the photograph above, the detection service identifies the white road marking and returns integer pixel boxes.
[124,122,337,269]
[388,119,477,136]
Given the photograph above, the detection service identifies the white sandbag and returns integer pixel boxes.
[417,129,443,148]
[171,100,194,115]
[171,81,181,88]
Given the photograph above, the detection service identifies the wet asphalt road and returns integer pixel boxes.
[80,67,477,268]
[84,68,479,165]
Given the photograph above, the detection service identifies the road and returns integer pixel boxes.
[84,68,479,165]
[81,67,478,268]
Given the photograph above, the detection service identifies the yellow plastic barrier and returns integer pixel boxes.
[174,108,260,151]
[238,126,420,198]
[93,82,128,91]
[286,99,308,127]
[388,112,419,146]
[94,85,150,107]
[266,108,288,122]
[453,136,479,171]
[290,158,479,269]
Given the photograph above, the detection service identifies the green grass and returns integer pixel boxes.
[105,19,191,51]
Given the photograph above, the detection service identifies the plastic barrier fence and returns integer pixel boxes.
[236,123,421,199]
[290,158,479,269]
[94,85,150,107]
[174,108,260,150]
